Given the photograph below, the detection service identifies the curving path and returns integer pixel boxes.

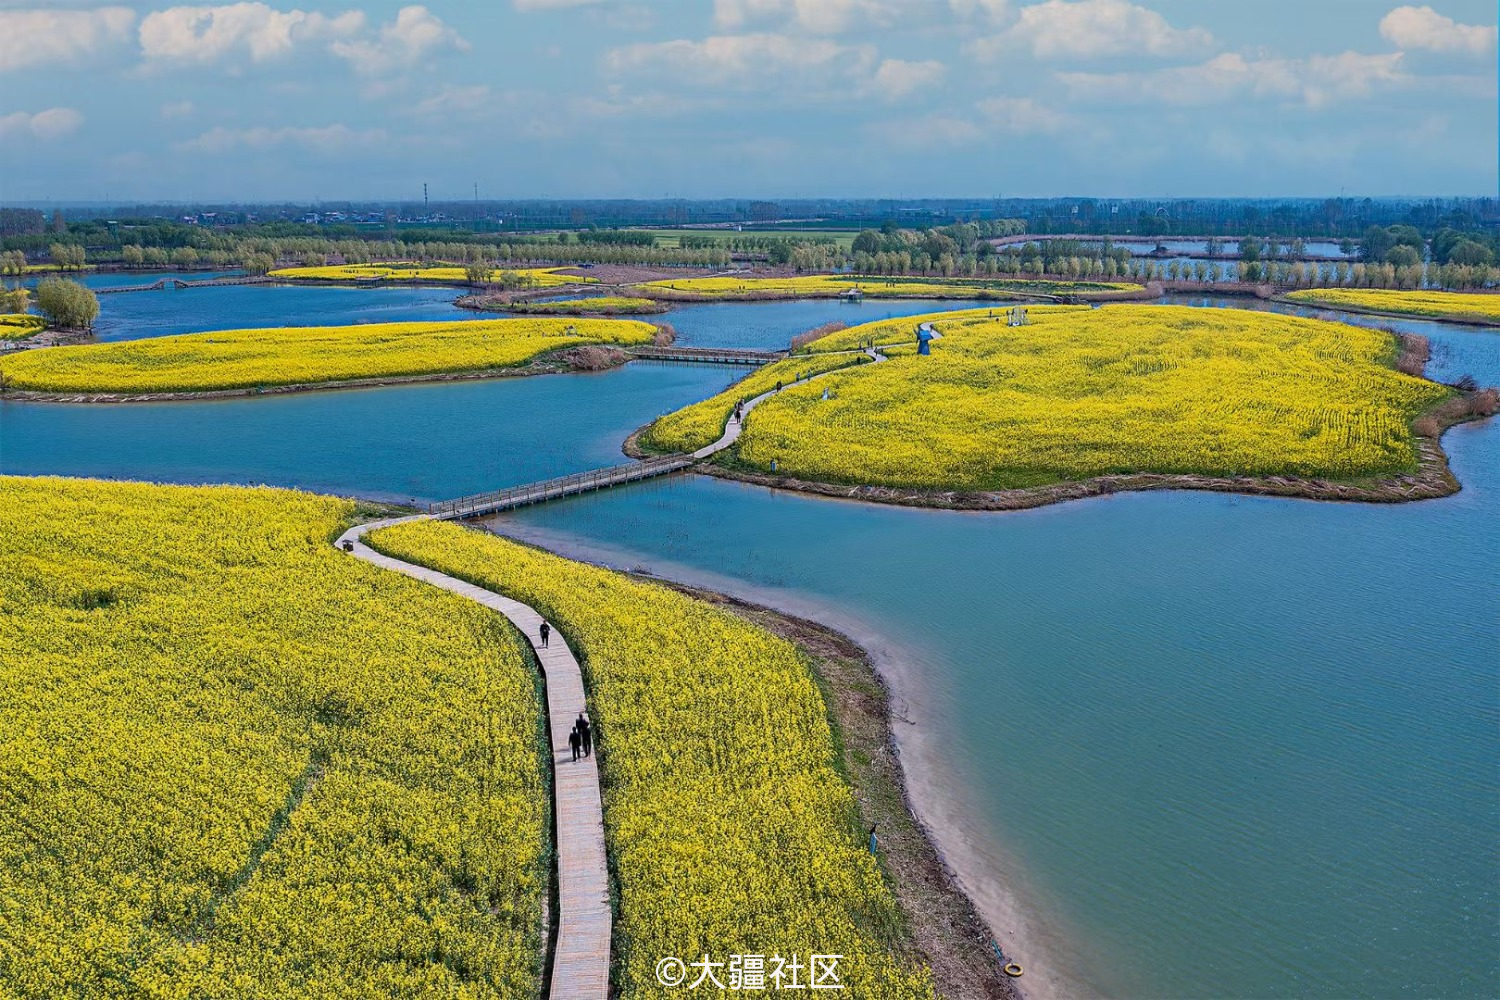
[692,344,900,461]
[334,518,611,1000]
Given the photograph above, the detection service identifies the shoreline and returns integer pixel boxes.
[634,283,1158,305]
[683,403,1478,510]
[622,335,1495,513]
[0,347,647,403]
[477,520,1064,999]
[1271,294,1500,328]
[630,578,1022,999]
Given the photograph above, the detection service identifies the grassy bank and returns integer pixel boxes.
[1284,288,1500,325]
[267,263,591,286]
[0,317,656,395]
[365,520,941,999]
[0,477,549,998]
[633,274,1143,300]
[499,296,666,316]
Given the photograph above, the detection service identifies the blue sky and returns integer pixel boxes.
[2,0,1496,202]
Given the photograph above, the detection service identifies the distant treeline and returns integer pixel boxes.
[17,195,1497,235]
[4,210,1496,290]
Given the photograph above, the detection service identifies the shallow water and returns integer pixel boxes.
[1,292,1495,998]
[493,415,1499,999]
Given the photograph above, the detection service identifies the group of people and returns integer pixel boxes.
[568,712,594,762]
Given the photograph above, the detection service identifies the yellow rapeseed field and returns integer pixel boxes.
[366,521,938,1000]
[635,274,1140,299]
[1285,288,1500,323]
[0,317,656,394]
[504,296,663,315]
[0,476,548,998]
[268,264,590,286]
[648,305,1449,490]
[641,350,869,453]
[0,314,43,338]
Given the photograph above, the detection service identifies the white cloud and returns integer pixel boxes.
[330,5,468,75]
[713,0,924,33]
[868,58,946,100]
[1,7,134,73]
[139,3,364,65]
[868,113,982,148]
[1379,5,1497,55]
[175,123,387,153]
[0,107,85,140]
[1058,50,1408,109]
[605,33,875,90]
[971,0,1214,61]
[513,0,604,8]
[976,95,1070,132]
[160,99,196,118]
[949,0,1011,21]
[413,84,499,116]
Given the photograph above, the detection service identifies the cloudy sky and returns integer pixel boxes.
[2,0,1496,202]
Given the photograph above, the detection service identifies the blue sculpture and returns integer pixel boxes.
[916,325,934,356]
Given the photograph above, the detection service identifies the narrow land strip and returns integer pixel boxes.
[335,518,611,1000]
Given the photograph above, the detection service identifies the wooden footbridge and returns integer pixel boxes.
[95,275,273,294]
[627,345,783,365]
[431,455,696,518]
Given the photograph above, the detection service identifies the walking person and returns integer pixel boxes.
[580,716,593,758]
[539,621,550,648]
[568,724,580,762]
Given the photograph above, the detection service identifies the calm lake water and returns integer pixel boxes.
[88,282,470,342]
[1,291,1494,999]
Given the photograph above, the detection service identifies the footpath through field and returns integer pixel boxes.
[335,518,611,1000]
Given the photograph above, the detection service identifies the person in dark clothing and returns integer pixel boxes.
[580,718,593,758]
[539,622,550,647]
[568,725,580,762]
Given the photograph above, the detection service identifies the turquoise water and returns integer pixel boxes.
[494,417,1498,998]
[0,364,740,503]
[88,282,470,342]
[650,298,1007,351]
[1,293,1495,998]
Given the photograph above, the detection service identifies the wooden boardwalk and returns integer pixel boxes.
[95,275,272,294]
[433,345,888,518]
[627,345,783,365]
[430,455,694,519]
[335,518,611,1000]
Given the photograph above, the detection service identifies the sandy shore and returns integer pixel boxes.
[476,520,1082,1000]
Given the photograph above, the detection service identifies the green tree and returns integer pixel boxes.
[34,277,99,329]
[121,245,145,267]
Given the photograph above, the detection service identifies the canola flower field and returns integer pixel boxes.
[502,296,664,315]
[1285,288,1500,323]
[0,314,43,339]
[365,521,938,1000]
[647,306,1449,490]
[0,317,656,394]
[268,264,590,286]
[634,274,1141,299]
[640,350,870,454]
[0,477,549,998]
